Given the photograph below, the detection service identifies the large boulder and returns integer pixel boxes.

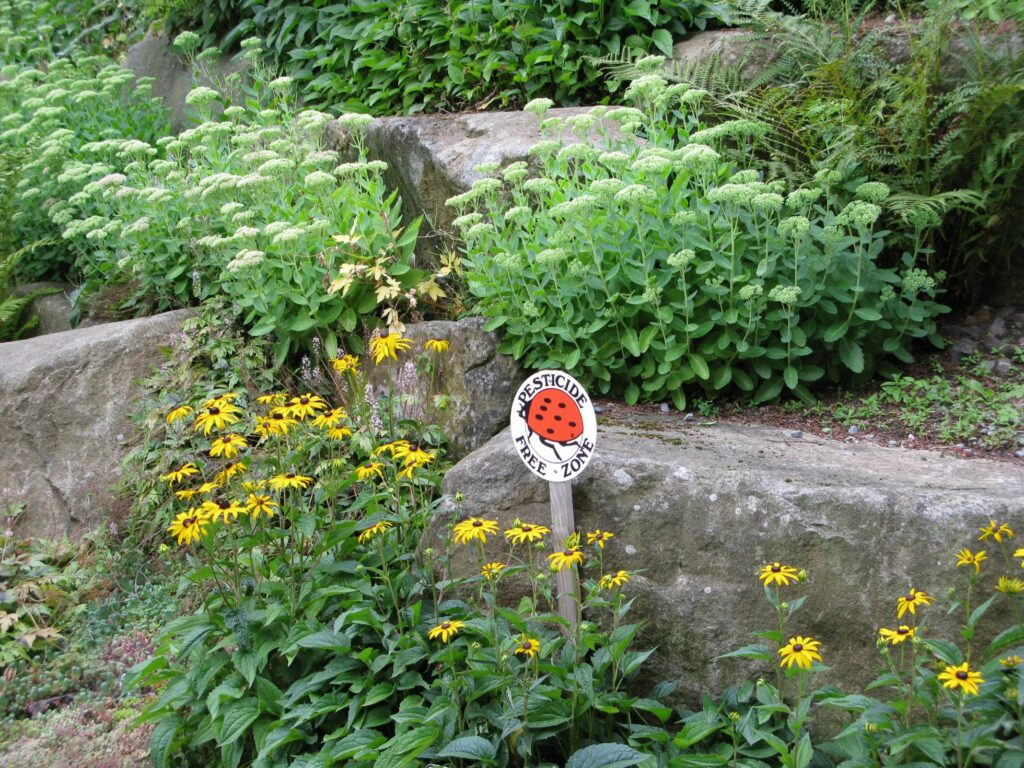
[0,310,191,538]
[428,416,1024,700]
[16,282,106,338]
[364,318,523,459]
[324,108,611,259]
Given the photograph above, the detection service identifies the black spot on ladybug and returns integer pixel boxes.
[536,414,544,420]
[569,421,577,427]
[544,397,551,403]
[546,428,554,435]
[558,402,566,408]
[540,405,548,411]
[554,415,562,421]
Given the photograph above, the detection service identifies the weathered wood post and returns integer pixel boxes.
[510,370,597,631]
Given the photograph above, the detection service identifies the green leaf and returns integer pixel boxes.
[838,337,864,373]
[217,699,260,747]
[783,365,798,390]
[374,725,439,768]
[674,716,725,748]
[565,742,647,768]
[793,733,813,768]
[690,354,710,380]
[150,715,182,768]
[985,623,1024,658]
[437,735,497,762]
[716,644,772,662]
[650,29,673,56]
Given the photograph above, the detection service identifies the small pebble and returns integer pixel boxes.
[887,440,898,447]
[683,413,695,422]
[845,436,857,443]
[1015,451,1024,459]
[848,425,860,435]
[884,13,896,22]
[594,405,605,414]
[660,403,670,413]
[790,430,803,438]
[994,358,1013,376]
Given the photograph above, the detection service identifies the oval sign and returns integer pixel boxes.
[510,370,597,481]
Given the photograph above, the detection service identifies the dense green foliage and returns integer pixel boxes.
[0,0,141,65]
[163,0,731,114]
[454,79,946,409]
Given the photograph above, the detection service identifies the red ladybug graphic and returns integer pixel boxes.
[522,388,584,460]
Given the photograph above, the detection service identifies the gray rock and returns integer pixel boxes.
[15,282,105,338]
[994,358,1014,376]
[988,316,1007,341]
[427,419,1024,700]
[660,403,671,413]
[791,430,803,438]
[123,31,247,134]
[670,30,775,80]
[363,318,523,459]
[0,310,191,538]
[848,425,860,435]
[324,108,617,259]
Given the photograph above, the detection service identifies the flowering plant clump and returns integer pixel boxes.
[454,69,947,407]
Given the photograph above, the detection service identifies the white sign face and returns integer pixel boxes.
[510,370,597,481]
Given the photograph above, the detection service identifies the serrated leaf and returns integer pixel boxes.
[565,742,647,768]
[437,735,497,762]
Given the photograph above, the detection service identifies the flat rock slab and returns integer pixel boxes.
[325,107,599,258]
[0,310,191,538]
[430,416,1024,699]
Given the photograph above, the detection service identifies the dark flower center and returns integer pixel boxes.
[771,563,781,572]
[956,670,968,680]
[793,644,804,652]
[897,628,910,635]
[563,550,573,556]
[472,520,483,527]
[441,622,450,629]
[522,525,533,532]
[300,397,309,404]
[907,593,916,601]
[219,501,230,509]
[286,473,296,479]
[184,516,197,526]
[209,407,220,415]
[272,413,284,420]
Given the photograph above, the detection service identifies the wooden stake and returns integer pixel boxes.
[549,480,579,630]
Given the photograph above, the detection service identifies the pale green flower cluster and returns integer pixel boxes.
[768,285,802,304]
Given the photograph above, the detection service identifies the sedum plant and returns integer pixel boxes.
[452,65,948,408]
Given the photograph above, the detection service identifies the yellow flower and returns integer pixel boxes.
[197,481,220,494]
[997,576,1024,594]
[897,589,934,619]
[245,493,278,520]
[175,488,200,501]
[266,408,298,434]
[286,393,328,420]
[424,338,450,353]
[209,433,248,458]
[241,480,266,492]
[548,546,584,572]
[599,570,630,589]
[778,636,823,670]
[193,402,242,435]
[402,446,435,469]
[256,393,288,406]
[879,625,916,646]
[203,392,240,409]
[167,510,208,545]
[358,520,394,543]
[514,637,541,658]
[373,440,411,458]
[331,355,360,375]
[328,426,353,441]
[428,620,465,643]
[586,529,615,549]
[160,463,200,484]
[979,520,1014,543]
[955,548,987,574]
[481,562,506,580]
[269,472,314,491]
[355,462,385,481]
[504,523,551,545]
[369,333,412,364]
[758,562,799,587]
[202,498,247,524]
[166,404,193,424]
[214,461,247,484]
[312,408,347,429]
[453,517,500,545]
[1001,655,1023,669]
[938,662,984,696]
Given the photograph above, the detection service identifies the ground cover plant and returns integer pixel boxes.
[160,0,733,115]
[452,66,947,410]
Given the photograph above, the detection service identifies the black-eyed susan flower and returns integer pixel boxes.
[373,440,411,458]
[428,620,465,643]
[245,494,277,520]
[269,472,314,491]
[402,446,435,469]
[241,480,266,492]
[209,433,248,458]
[979,520,1014,543]
[328,426,353,441]
[879,626,916,646]
[167,510,208,545]
[997,576,1024,594]
[160,463,200,484]
[312,408,347,429]
[514,637,541,658]
[331,355,360,374]
[481,562,505,580]
[758,562,799,587]
[504,522,551,545]
[286,393,328,419]
[938,662,984,696]
[256,393,288,406]
[214,461,247,484]
[778,636,823,670]
[194,402,243,434]
[267,408,298,433]
[586,529,615,549]
[1001,655,1022,669]
[203,392,240,409]
[358,520,393,543]
[897,589,934,619]
[955,548,987,574]
[453,517,500,545]
[166,404,193,424]
[197,481,221,495]
[599,570,630,589]
[203,498,247,524]
[370,333,412,364]
[548,546,584,572]
[355,462,385,481]
[424,339,450,353]
[175,488,200,501]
